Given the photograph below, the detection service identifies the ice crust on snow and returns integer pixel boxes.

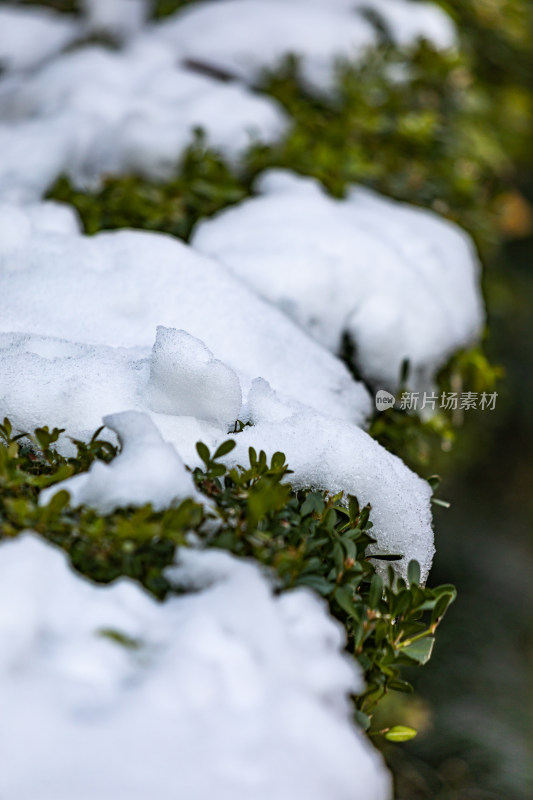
[0,220,370,426]
[0,41,288,198]
[149,0,455,93]
[0,535,391,800]
[40,411,205,514]
[193,170,485,391]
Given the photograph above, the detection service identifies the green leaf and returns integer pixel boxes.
[431,591,455,624]
[427,475,441,492]
[407,560,421,586]
[334,585,358,618]
[301,492,325,517]
[368,573,383,608]
[354,710,371,731]
[195,441,211,467]
[369,553,404,561]
[295,575,335,595]
[270,451,286,470]
[402,636,435,665]
[388,679,414,694]
[213,440,236,460]
[384,726,417,742]
[348,495,360,523]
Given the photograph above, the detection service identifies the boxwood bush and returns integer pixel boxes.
[0,417,457,736]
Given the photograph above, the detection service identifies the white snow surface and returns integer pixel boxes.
[0,535,392,800]
[270,0,456,50]
[82,0,149,41]
[0,324,434,579]
[149,0,455,93]
[39,411,206,513]
[0,5,80,73]
[0,40,288,198]
[0,215,370,426]
[149,0,377,93]
[193,170,485,391]
[0,198,436,578]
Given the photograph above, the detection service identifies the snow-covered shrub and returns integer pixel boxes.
[0,416,456,727]
[2,0,527,795]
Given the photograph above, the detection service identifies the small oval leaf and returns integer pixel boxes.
[384,726,418,742]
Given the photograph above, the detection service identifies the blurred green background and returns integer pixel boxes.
[382,3,533,796]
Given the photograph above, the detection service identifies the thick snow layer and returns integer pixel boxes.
[0,41,288,197]
[0,5,80,73]
[40,411,205,513]
[149,0,377,93]
[149,0,455,93]
[2,325,434,577]
[0,535,391,800]
[193,170,485,391]
[270,0,456,51]
[82,0,149,41]
[0,218,370,425]
[231,379,435,581]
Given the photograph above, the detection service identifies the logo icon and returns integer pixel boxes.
[375,390,396,412]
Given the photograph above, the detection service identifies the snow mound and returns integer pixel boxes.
[0,329,433,576]
[273,0,456,51]
[40,411,205,513]
[82,0,149,42]
[147,326,243,427]
[149,0,455,93]
[0,535,391,800]
[0,41,288,198]
[0,5,80,73]
[0,218,370,425]
[193,169,484,391]
[149,0,377,93]
[232,379,435,582]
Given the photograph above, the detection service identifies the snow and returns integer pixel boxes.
[39,411,206,513]
[147,326,243,427]
[230,379,435,582]
[193,170,485,391]
[82,0,149,42]
[0,5,80,73]
[0,534,391,800]
[0,0,468,794]
[275,0,456,51]
[0,218,370,426]
[0,40,288,198]
[149,0,455,93]
[149,0,378,93]
[0,195,436,575]
[0,324,434,578]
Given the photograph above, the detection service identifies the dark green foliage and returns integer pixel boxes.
[253,45,520,255]
[370,348,502,471]
[47,43,526,257]
[151,0,198,17]
[0,418,455,722]
[51,136,248,240]
[7,0,80,11]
